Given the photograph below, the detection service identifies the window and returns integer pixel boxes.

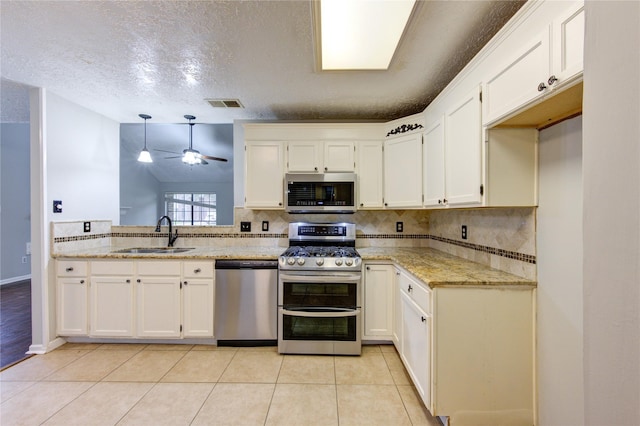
[165,193,217,226]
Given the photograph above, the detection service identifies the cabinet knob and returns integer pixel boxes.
[360,203,364,207]
[548,75,558,86]
[194,268,201,273]
[537,82,547,92]
[438,199,442,204]
[366,266,370,270]
[183,281,188,285]
[396,272,400,276]
[66,267,74,272]
[324,167,328,171]
[421,316,426,322]
[278,202,283,206]
[443,199,447,204]
[137,279,141,283]
[408,284,413,292]
[314,167,318,171]
[384,203,388,207]
[80,279,85,284]
[126,279,131,283]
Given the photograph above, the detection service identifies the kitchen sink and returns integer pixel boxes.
[112,247,194,254]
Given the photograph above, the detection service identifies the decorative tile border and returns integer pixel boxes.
[54,231,535,264]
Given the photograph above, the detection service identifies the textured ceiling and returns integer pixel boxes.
[0,0,525,125]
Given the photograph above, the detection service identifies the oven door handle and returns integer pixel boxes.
[279,273,362,282]
[280,308,360,318]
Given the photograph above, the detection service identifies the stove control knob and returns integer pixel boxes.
[345,258,353,266]
[335,258,343,266]
[287,257,296,265]
[316,258,324,266]
[297,257,306,265]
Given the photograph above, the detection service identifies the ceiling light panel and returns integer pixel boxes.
[320,0,416,70]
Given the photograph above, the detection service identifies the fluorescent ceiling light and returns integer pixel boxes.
[318,0,416,70]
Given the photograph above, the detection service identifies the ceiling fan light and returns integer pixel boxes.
[137,148,153,163]
[182,150,201,165]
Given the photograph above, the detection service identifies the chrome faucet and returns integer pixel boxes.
[155,215,178,247]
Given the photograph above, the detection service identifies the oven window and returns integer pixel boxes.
[282,313,357,341]
[282,282,357,308]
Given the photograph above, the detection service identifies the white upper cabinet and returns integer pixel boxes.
[287,140,355,173]
[422,116,446,207]
[356,140,384,209]
[287,141,323,172]
[483,0,584,126]
[244,140,285,209]
[444,87,483,206]
[552,1,584,83]
[383,133,423,208]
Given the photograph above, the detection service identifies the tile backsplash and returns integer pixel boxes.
[52,207,536,279]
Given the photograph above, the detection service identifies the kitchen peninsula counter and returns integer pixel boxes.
[54,246,535,288]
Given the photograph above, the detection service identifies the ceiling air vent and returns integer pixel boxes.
[206,99,244,108]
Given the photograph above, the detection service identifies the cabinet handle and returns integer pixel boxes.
[408,284,413,292]
[80,279,85,284]
[194,268,201,273]
[421,316,426,322]
[537,82,547,92]
[126,279,131,283]
[137,279,141,283]
[548,75,558,86]
[65,267,74,272]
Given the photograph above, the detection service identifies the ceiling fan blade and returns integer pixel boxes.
[154,148,181,155]
[164,156,181,159]
[201,154,228,162]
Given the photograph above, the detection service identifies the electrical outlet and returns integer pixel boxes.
[262,221,269,232]
[53,200,62,213]
[26,242,31,255]
[21,256,27,264]
[83,221,91,232]
[396,222,403,233]
[462,225,468,240]
[240,221,251,232]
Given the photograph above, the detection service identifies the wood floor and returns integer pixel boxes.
[0,280,32,369]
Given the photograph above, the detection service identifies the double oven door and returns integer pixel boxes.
[278,270,362,355]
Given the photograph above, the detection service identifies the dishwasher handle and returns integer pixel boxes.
[215,259,278,269]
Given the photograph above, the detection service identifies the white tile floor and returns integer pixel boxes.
[0,343,442,425]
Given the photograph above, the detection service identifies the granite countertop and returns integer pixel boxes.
[56,246,535,289]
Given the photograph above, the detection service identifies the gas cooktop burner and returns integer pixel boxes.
[279,222,361,271]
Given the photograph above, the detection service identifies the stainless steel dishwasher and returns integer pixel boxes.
[214,259,278,346]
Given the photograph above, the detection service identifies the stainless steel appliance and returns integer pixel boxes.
[285,173,357,214]
[278,222,362,355]
[215,259,278,346]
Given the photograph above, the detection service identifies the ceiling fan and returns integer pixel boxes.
[155,115,228,165]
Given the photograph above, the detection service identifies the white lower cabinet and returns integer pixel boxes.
[362,263,394,340]
[136,261,181,338]
[90,261,135,337]
[182,261,215,337]
[56,260,89,336]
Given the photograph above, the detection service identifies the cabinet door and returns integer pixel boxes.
[57,277,88,335]
[90,276,134,337]
[245,141,285,208]
[400,290,431,410]
[482,29,551,126]
[136,276,181,337]
[552,1,584,83]
[445,87,483,206]
[183,278,214,337]
[363,264,394,340]
[324,141,355,172]
[423,117,446,207]
[356,140,384,208]
[287,141,322,172]
[392,270,402,348]
[383,133,423,208]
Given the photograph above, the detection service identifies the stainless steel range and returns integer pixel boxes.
[278,222,362,355]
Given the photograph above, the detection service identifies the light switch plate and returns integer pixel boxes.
[262,221,269,232]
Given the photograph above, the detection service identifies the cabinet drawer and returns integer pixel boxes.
[399,271,431,314]
[183,261,214,278]
[91,261,134,276]
[57,260,88,277]
[137,261,181,276]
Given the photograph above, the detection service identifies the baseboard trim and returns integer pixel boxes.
[0,274,31,286]
[27,337,66,355]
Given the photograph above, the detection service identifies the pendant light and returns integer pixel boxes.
[137,113,153,163]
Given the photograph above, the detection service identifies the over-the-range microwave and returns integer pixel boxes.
[285,173,357,214]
